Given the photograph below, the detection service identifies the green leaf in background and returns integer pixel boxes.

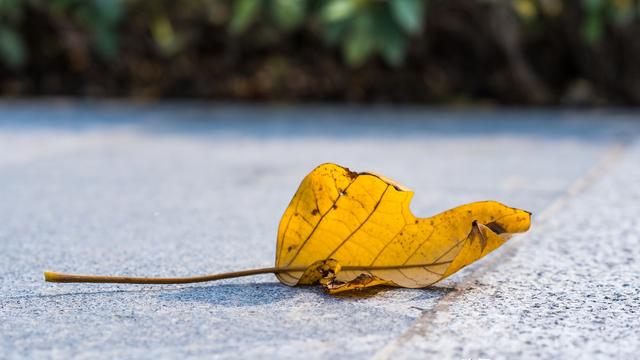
[373,11,408,67]
[322,18,349,45]
[582,0,605,44]
[230,0,262,34]
[270,0,306,31]
[583,13,604,43]
[319,0,355,46]
[91,0,123,58]
[389,0,424,34]
[93,0,123,23]
[343,12,375,67]
[320,0,355,23]
[151,15,182,56]
[94,26,118,58]
[0,26,25,67]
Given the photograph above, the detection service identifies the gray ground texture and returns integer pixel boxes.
[0,103,638,359]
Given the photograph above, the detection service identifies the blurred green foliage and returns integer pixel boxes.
[512,0,638,44]
[227,0,423,66]
[0,0,638,68]
[0,0,123,68]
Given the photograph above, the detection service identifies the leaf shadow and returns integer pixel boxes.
[333,284,456,300]
[159,282,457,307]
[331,286,393,299]
[158,282,316,307]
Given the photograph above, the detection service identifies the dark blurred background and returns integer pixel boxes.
[1,0,639,105]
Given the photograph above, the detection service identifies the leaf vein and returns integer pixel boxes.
[283,179,358,266]
[324,185,390,260]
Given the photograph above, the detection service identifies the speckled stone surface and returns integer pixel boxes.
[380,138,640,359]
[0,103,637,359]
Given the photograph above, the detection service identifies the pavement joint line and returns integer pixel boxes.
[371,133,638,360]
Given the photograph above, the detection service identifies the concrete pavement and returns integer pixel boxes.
[0,103,638,359]
[377,139,640,359]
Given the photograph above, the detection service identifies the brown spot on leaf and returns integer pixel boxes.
[311,209,319,216]
[345,168,359,180]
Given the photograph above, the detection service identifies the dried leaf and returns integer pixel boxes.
[275,163,531,292]
[44,163,531,295]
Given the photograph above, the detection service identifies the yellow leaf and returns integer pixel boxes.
[43,163,531,295]
[275,163,531,292]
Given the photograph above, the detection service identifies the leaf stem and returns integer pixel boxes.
[43,261,453,285]
[43,268,282,284]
